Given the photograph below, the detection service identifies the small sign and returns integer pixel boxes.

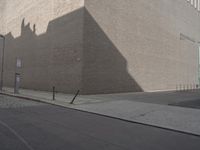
[16,59,22,68]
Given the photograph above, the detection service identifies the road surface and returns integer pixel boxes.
[0,95,199,150]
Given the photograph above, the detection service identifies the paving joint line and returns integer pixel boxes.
[0,91,200,138]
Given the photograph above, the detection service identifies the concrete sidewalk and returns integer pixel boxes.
[1,87,200,136]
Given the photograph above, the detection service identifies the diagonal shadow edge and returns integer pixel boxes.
[0,7,143,94]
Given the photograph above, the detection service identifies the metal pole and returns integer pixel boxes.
[53,86,55,100]
[14,73,20,94]
[70,90,80,104]
[0,35,5,91]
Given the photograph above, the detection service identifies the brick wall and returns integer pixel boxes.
[0,0,200,94]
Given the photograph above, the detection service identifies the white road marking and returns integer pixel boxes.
[0,120,34,150]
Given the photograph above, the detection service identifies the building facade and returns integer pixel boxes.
[0,0,200,94]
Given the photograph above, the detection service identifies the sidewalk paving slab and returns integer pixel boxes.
[1,87,200,136]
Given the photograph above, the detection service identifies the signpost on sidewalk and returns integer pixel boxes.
[0,34,5,91]
[14,58,22,94]
[14,73,20,94]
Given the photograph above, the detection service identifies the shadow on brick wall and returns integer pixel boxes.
[82,8,142,94]
[1,7,143,94]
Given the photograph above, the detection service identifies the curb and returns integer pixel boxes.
[0,92,56,105]
[0,91,200,138]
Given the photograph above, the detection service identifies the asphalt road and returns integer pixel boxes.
[0,95,200,150]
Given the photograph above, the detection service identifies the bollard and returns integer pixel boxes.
[53,86,55,100]
[196,84,199,90]
[70,90,80,104]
